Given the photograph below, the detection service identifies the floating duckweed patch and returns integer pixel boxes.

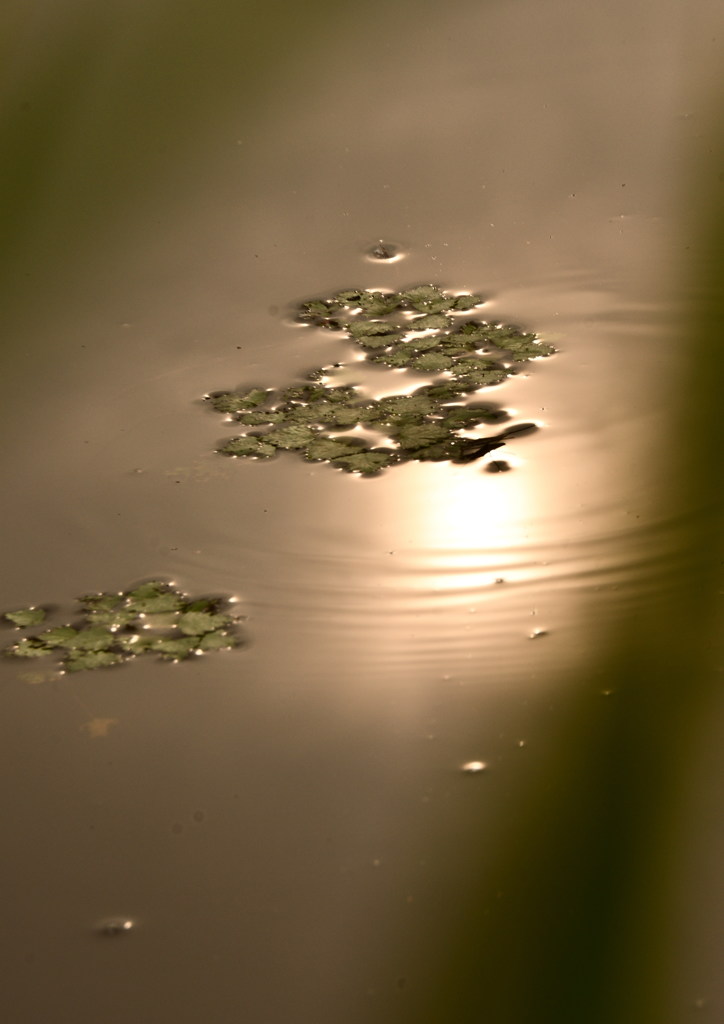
[207,286,554,474]
[4,607,46,628]
[2,581,242,673]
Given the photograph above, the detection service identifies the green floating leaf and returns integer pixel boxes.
[64,650,125,673]
[409,439,467,462]
[392,423,454,450]
[316,405,366,428]
[503,338,556,360]
[355,332,404,350]
[207,389,269,413]
[400,333,448,353]
[280,398,369,428]
[280,384,329,403]
[452,370,510,390]
[305,437,364,462]
[127,586,183,614]
[85,606,138,629]
[235,410,284,426]
[177,611,232,636]
[38,626,78,648]
[347,321,401,341]
[489,326,535,343]
[322,386,359,404]
[63,626,116,652]
[277,402,328,424]
[357,291,402,316]
[142,612,180,630]
[413,382,471,402]
[333,290,365,306]
[376,394,437,422]
[368,348,418,368]
[127,581,170,601]
[410,352,454,372]
[7,638,52,659]
[399,285,452,313]
[4,607,46,628]
[218,436,277,458]
[79,592,123,612]
[182,598,217,613]
[264,425,319,450]
[451,293,484,310]
[436,404,508,429]
[299,299,339,318]
[114,633,155,653]
[150,636,201,660]
[437,337,480,356]
[409,313,454,331]
[196,630,239,652]
[454,321,499,343]
[332,450,397,474]
[450,356,501,376]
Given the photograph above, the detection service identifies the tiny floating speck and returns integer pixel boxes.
[97,918,135,937]
[529,629,548,639]
[461,760,487,774]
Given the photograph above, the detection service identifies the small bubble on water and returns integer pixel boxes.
[461,760,487,774]
[97,918,134,937]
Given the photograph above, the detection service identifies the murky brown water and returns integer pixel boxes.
[1,1,722,1021]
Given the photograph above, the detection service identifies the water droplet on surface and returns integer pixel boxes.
[96,918,135,937]
[461,760,488,774]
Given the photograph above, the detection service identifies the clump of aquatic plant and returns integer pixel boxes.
[207,286,554,474]
[2,581,242,673]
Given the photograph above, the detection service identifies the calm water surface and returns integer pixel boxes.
[1,1,722,1021]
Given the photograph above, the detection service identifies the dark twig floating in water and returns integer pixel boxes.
[455,423,539,462]
[205,285,555,474]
